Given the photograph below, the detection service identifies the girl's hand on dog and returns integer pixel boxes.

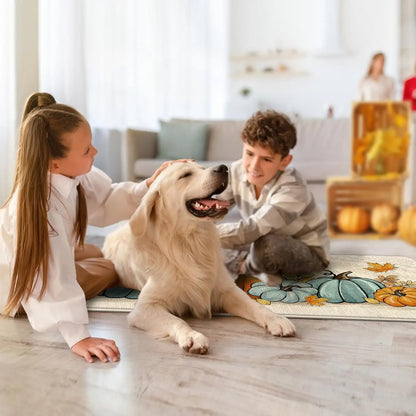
[71,337,120,363]
[146,159,194,188]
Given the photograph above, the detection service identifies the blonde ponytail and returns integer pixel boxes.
[21,92,56,122]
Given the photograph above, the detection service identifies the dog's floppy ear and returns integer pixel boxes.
[129,189,159,236]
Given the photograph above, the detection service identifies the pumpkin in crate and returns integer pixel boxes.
[247,280,317,303]
[336,206,370,233]
[398,206,416,245]
[374,286,416,307]
[309,271,385,303]
[370,203,400,235]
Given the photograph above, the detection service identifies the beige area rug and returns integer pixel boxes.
[86,255,416,322]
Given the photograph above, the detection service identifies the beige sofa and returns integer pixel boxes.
[121,117,351,205]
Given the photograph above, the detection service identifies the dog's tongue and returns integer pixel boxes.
[198,199,230,208]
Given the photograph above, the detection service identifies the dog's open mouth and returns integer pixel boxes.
[186,191,230,218]
[186,198,230,218]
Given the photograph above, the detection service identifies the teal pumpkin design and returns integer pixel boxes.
[248,280,318,303]
[309,271,385,303]
[99,286,140,299]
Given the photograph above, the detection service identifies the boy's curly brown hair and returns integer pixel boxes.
[241,110,297,157]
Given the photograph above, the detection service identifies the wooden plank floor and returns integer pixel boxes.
[1,311,415,416]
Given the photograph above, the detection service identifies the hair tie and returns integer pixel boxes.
[37,93,56,108]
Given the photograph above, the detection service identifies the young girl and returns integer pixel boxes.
[0,92,181,363]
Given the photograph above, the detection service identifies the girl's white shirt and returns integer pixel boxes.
[0,166,148,348]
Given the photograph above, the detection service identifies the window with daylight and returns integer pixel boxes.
[39,0,229,130]
[0,0,16,204]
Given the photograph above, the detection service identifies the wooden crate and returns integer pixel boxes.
[351,101,411,180]
[326,176,404,238]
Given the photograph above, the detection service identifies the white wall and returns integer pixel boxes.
[227,0,400,119]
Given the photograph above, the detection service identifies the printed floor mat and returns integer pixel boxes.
[86,255,416,321]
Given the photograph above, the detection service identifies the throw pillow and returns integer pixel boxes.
[157,120,209,160]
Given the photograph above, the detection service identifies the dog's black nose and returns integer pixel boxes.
[213,164,228,174]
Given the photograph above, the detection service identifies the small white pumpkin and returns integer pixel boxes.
[370,203,400,235]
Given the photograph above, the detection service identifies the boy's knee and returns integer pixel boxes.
[249,234,327,277]
[247,234,287,274]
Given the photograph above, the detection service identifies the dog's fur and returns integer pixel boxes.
[102,162,295,354]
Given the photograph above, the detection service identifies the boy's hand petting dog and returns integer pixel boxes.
[71,337,120,363]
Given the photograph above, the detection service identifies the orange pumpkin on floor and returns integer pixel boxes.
[337,206,370,233]
[374,286,416,307]
[398,206,416,246]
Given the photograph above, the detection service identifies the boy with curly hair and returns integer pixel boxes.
[217,110,329,285]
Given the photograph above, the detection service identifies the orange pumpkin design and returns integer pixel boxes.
[374,286,416,307]
[235,274,262,299]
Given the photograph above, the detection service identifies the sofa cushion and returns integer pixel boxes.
[157,120,209,160]
[172,118,245,161]
[204,120,245,161]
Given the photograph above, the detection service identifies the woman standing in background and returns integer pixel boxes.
[358,52,395,101]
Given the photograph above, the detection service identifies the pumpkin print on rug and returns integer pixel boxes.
[374,286,416,307]
[246,281,318,304]
[238,259,416,309]
[87,255,416,322]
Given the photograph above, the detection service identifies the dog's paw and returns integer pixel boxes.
[265,315,296,337]
[178,331,209,354]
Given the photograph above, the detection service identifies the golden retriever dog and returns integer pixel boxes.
[102,162,295,354]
